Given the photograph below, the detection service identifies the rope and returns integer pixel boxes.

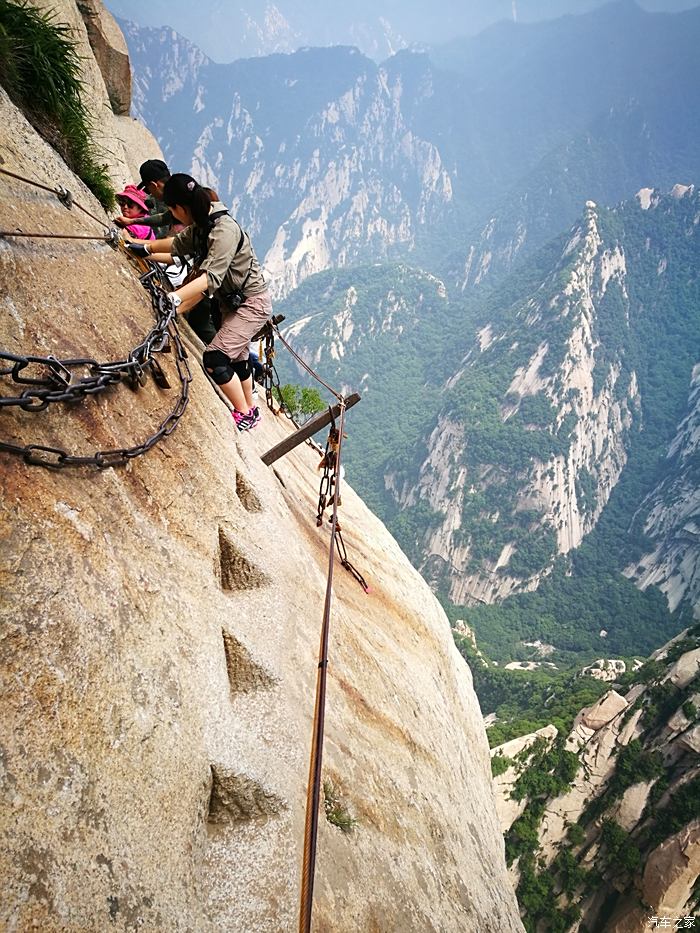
[0,230,109,241]
[298,399,346,933]
[274,325,343,402]
[0,165,108,228]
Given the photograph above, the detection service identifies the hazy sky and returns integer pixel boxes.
[107,0,700,62]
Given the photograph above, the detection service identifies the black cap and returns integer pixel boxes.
[137,159,170,189]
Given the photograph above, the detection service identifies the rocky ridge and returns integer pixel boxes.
[490,630,700,932]
[0,4,521,931]
[395,201,642,605]
[386,185,700,619]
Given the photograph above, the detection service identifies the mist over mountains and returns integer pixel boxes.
[107,0,700,62]
[123,1,700,298]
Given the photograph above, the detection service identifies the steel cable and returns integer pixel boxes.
[0,165,108,228]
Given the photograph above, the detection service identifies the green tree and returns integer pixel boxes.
[275,383,326,420]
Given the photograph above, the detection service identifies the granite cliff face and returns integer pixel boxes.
[626,363,700,614]
[0,5,522,931]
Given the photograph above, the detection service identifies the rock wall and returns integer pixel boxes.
[0,7,521,931]
[626,363,700,616]
[26,0,161,191]
[397,203,639,606]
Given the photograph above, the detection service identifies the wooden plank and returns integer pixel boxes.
[260,392,361,466]
[250,314,286,343]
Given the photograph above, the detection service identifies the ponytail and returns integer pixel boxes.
[162,173,211,227]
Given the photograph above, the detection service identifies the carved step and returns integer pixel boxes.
[221,628,276,694]
[235,471,263,513]
[207,765,286,826]
[218,528,270,591]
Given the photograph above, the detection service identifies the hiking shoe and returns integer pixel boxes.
[232,408,249,431]
[249,406,261,426]
[233,408,258,431]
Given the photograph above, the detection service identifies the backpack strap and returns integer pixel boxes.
[195,212,254,298]
[194,209,233,265]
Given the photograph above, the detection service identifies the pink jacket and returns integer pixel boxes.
[125,222,155,240]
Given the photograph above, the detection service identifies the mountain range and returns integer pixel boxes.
[107,0,700,62]
[121,0,700,670]
[122,1,700,300]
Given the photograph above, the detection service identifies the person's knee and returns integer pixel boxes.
[203,349,235,385]
[230,358,251,381]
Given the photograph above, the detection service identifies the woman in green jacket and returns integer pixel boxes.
[128,174,271,431]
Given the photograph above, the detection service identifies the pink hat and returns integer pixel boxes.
[116,184,149,213]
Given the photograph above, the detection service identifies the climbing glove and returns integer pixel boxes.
[125,242,151,258]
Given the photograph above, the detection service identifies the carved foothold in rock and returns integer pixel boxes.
[208,766,286,825]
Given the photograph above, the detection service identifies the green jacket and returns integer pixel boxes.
[171,202,267,303]
[141,196,173,239]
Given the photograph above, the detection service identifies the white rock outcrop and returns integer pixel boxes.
[579,690,629,731]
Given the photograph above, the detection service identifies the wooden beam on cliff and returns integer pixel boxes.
[260,393,361,466]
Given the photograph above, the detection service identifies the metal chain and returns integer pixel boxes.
[315,420,369,592]
[262,323,291,418]
[259,322,368,591]
[0,267,192,468]
[1,269,174,410]
[334,529,369,593]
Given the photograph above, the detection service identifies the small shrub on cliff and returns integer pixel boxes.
[504,801,544,865]
[322,779,357,833]
[0,0,114,207]
[274,383,325,421]
[491,752,511,777]
[511,738,580,802]
[599,819,642,873]
[643,775,700,852]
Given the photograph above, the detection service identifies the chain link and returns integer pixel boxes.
[0,265,192,468]
[315,421,369,592]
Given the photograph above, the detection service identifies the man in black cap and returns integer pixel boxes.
[137,158,169,197]
[114,159,173,239]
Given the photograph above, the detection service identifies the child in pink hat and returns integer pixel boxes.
[115,185,156,241]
